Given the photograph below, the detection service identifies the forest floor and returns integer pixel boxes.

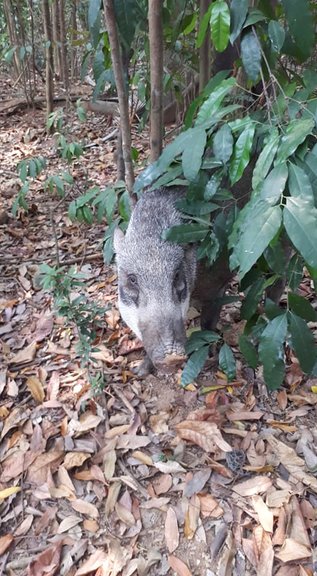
[0,75,317,576]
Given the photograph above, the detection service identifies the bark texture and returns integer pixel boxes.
[148,0,164,161]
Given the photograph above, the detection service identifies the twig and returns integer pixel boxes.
[111,384,135,414]
[84,128,119,148]
[0,252,103,267]
[117,459,149,499]
[0,552,10,576]
[49,207,60,267]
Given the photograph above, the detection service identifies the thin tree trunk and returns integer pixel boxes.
[59,0,69,90]
[15,0,32,102]
[52,0,61,78]
[148,0,163,161]
[28,0,37,95]
[103,0,135,201]
[70,0,78,78]
[199,0,211,92]
[42,0,54,120]
[3,0,21,78]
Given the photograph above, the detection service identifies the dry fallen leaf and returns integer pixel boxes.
[175,420,232,453]
[115,501,135,527]
[0,534,14,555]
[257,530,274,576]
[27,541,62,576]
[71,499,99,519]
[267,435,317,493]
[64,451,90,470]
[153,473,173,495]
[10,341,37,364]
[198,494,223,518]
[57,515,82,534]
[168,555,192,576]
[165,507,179,553]
[252,495,274,533]
[232,476,272,497]
[74,550,109,576]
[184,494,200,540]
[26,376,45,403]
[0,486,21,499]
[275,538,311,563]
[103,448,117,480]
[14,515,34,536]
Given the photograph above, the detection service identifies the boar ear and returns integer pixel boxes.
[113,227,125,253]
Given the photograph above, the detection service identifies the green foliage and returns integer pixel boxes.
[39,264,107,390]
[13,157,46,216]
[47,109,65,132]
[219,343,236,381]
[57,135,84,163]
[210,0,230,53]
[181,330,219,386]
[133,0,317,388]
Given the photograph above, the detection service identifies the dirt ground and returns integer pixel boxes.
[0,76,317,576]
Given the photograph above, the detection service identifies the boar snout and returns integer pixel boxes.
[139,313,187,372]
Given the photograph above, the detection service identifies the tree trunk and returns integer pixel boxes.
[199,0,211,92]
[42,0,54,120]
[59,0,69,90]
[3,0,21,78]
[70,0,78,78]
[52,0,61,78]
[28,0,37,95]
[148,0,164,161]
[103,0,135,201]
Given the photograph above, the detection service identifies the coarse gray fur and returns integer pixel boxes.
[114,187,197,375]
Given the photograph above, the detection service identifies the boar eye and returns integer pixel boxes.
[127,274,138,286]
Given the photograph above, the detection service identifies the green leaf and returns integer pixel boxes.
[229,122,255,185]
[230,0,248,44]
[243,8,266,27]
[157,130,192,172]
[176,199,218,217]
[114,0,144,50]
[88,0,101,29]
[195,78,236,127]
[182,128,207,181]
[283,197,317,268]
[204,171,223,200]
[288,293,317,322]
[181,346,210,386]
[231,202,282,279]
[162,223,209,244]
[196,3,212,48]
[186,330,219,354]
[259,163,288,205]
[288,163,314,204]
[241,30,261,81]
[239,334,258,369]
[258,314,288,390]
[288,312,317,374]
[281,0,314,61]
[213,124,233,164]
[118,191,131,221]
[287,254,304,292]
[252,130,280,190]
[210,0,230,52]
[268,20,285,52]
[149,165,183,190]
[219,343,236,381]
[241,277,266,321]
[276,118,315,164]
[104,188,117,221]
